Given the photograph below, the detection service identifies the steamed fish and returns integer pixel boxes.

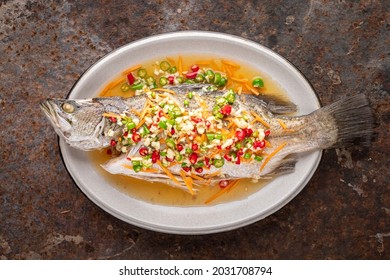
[41,84,373,194]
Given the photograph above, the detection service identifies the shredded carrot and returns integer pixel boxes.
[260,142,287,171]
[244,82,260,95]
[100,76,127,96]
[250,111,271,128]
[178,56,183,74]
[190,173,205,181]
[277,119,287,129]
[180,170,194,195]
[222,64,233,76]
[136,118,146,129]
[151,88,176,95]
[157,160,180,186]
[237,86,243,95]
[205,180,240,204]
[265,139,273,148]
[221,59,240,69]
[131,108,141,117]
[204,170,221,178]
[121,64,142,76]
[230,76,249,83]
[102,112,122,119]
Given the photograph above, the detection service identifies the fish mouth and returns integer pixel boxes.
[40,99,60,128]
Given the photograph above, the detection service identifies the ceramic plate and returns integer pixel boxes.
[59,31,321,234]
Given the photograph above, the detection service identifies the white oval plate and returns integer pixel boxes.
[60,31,321,234]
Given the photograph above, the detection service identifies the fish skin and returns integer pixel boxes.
[41,85,373,190]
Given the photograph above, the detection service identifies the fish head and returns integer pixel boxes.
[40,98,106,150]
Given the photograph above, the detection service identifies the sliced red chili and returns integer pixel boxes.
[195,167,203,173]
[191,64,199,72]
[253,140,266,149]
[132,133,141,143]
[186,72,197,79]
[182,166,191,172]
[220,105,232,115]
[127,73,135,85]
[243,128,253,137]
[265,129,271,137]
[192,143,199,151]
[139,147,148,156]
[110,139,117,147]
[189,152,198,165]
[168,76,174,84]
[235,130,246,141]
[219,180,229,188]
[151,150,160,163]
[224,154,232,161]
[177,143,184,152]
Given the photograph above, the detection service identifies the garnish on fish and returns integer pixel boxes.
[41,84,373,198]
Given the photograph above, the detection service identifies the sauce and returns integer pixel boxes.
[88,55,289,206]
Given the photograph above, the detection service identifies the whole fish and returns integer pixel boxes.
[41,84,373,193]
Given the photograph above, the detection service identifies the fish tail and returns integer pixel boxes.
[309,94,374,148]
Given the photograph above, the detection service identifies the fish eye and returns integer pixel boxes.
[62,102,75,113]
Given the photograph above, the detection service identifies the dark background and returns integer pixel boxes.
[1,0,389,259]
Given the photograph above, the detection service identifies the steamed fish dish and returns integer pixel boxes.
[41,85,372,195]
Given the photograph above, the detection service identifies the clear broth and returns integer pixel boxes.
[88,55,289,206]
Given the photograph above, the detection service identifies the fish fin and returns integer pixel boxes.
[260,157,297,178]
[245,94,297,114]
[321,94,374,147]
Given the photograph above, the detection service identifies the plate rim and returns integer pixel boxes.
[59,31,322,234]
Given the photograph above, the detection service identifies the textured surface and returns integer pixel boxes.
[1,0,389,259]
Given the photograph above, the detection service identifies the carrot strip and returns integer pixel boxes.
[250,111,270,128]
[178,56,183,74]
[230,76,249,83]
[221,59,240,69]
[121,64,142,76]
[151,88,176,95]
[131,108,141,117]
[180,170,194,195]
[204,170,221,178]
[157,160,180,186]
[277,119,287,129]
[260,142,287,171]
[204,180,240,204]
[136,118,146,129]
[102,112,122,119]
[190,173,205,181]
[195,60,212,66]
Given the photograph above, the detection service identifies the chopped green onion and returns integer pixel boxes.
[235,142,242,149]
[195,161,204,168]
[160,61,171,71]
[213,158,225,168]
[137,68,147,78]
[146,76,156,86]
[159,77,168,86]
[184,100,190,107]
[175,153,183,161]
[121,83,131,92]
[185,148,193,154]
[133,165,142,172]
[195,73,205,83]
[226,91,236,104]
[141,125,150,136]
[205,69,215,82]
[166,138,176,149]
[215,134,222,140]
[206,133,215,140]
[160,151,167,156]
[214,72,221,85]
[218,77,227,87]
[126,122,136,130]
[254,155,263,162]
[252,77,264,88]
[169,66,177,74]
[187,91,194,99]
[130,82,144,90]
[244,153,251,159]
[158,120,168,130]
[176,76,184,84]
